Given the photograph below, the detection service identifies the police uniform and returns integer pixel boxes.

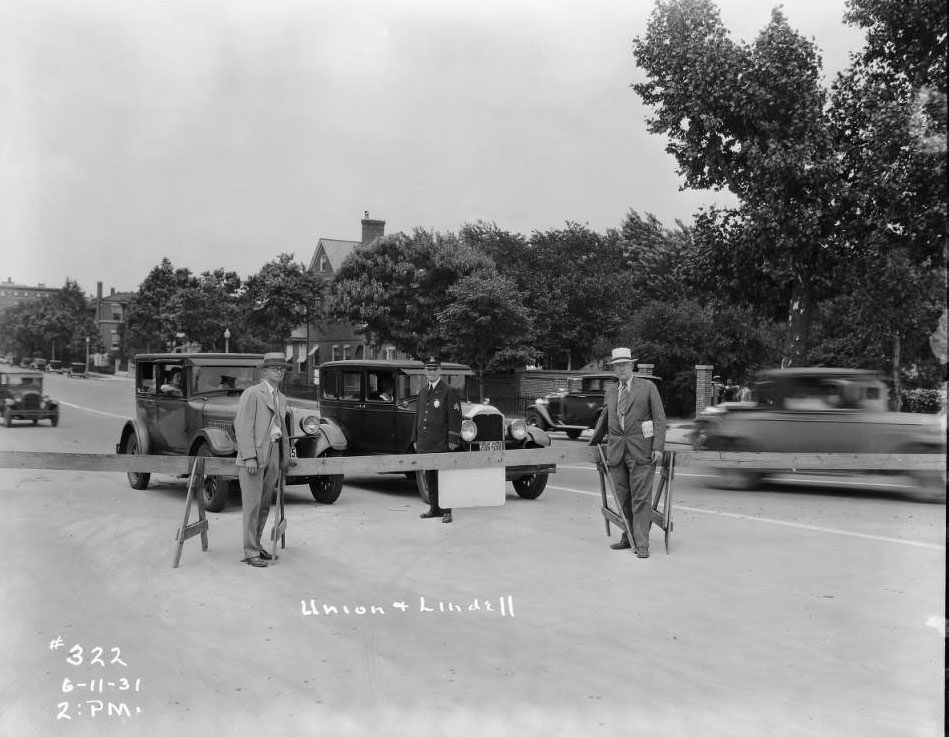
[411,359,462,521]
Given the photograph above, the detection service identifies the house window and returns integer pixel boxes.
[332,344,340,361]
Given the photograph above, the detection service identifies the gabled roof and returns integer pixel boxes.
[308,238,361,276]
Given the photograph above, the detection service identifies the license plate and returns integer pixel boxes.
[478,441,504,452]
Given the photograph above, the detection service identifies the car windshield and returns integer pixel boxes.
[399,372,471,401]
[2,374,42,389]
[191,365,259,394]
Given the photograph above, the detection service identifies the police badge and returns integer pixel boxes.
[433,399,440,408]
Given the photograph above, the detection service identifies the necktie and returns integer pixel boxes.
[617,382,629,431]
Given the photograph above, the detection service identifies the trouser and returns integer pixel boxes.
[419,468,451,513]
[608,457,656,550]
[239,441,279,559]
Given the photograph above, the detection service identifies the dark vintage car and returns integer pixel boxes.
[45,360,64,373]
[1,366,60,427]
[526,371,661,439]
[317,359,554,498]
[116,353,345,512]
[691,367,947,490]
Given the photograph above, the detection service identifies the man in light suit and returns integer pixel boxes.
[234,352,290,567]
[411,356,462,523]
[589,347,667,558]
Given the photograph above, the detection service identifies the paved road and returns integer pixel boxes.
[0,373,944,737]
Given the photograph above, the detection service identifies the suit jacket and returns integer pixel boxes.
[234,380,290,467]
[590,377,666,465]
[410,379,462,453]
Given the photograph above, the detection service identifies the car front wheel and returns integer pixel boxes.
[512,473,548,499]
[196,443,230,512]
[123,433,150,490]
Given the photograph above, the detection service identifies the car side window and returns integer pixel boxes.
[341,370,363,401]
[137,362,156,394]
[366,370,395,403]
[321,369,339,399]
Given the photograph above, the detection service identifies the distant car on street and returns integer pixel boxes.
[691,367,947,491]
[526,371,662,439]
[68,362,87,378]
[45,360,64,373]
[29,358,47,370]
[116,353,345,512]
[317,359,554,499]
[1,365,59,427]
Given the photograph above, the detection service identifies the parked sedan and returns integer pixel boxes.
[692,367,946,491]
[117,353,344,511]
[317,359,554,498]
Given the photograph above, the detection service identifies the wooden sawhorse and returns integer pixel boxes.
[594,447,676,554]
[172,457,210,568]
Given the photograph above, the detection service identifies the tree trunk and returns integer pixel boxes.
[891,332,902,410]
[782,268,814,368]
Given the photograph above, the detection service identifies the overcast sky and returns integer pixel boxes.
[1,0,867,295]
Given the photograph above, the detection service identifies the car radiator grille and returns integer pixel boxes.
[21,393,41,410]
[474,414,503,442]
[206,417,235,440]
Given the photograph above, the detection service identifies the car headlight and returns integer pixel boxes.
[460,419,477,442]
[508,419,528,441]
[299,415,321,435]
[534,398,548,406]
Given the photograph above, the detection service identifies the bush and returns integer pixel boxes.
[900,388,946,414]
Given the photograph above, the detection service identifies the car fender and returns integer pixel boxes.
[526,425,551,447]
[117,419,150,455]
[314,422,348,456]
[191,428,236,456]
[530,402,555,427]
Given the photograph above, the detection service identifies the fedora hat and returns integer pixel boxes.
[607,347,637,364]
[423,355,441,368]
[262,352,287,368]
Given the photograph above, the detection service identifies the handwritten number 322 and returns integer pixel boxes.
[66,645,128,667]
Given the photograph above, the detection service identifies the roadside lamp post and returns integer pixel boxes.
[85,336,90,372]
[224,327,230,353]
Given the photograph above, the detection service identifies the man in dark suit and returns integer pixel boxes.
[234,352,290,567]
[589,347,667,558]
[411,356,462,523]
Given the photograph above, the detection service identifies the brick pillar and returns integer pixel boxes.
[695,365,714,416]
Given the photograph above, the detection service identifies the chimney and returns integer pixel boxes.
[97,282,103,300]
[361,211,385,245]
[111,287,115,296]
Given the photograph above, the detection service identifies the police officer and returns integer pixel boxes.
[411,356,462,523]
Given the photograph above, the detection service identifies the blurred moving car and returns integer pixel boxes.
[116,353,344,512]
[317,359,554,499]
[691,367,947,491]
[1,365,60,427]
[526,371,661,439]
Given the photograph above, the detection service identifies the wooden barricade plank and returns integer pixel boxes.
[0,448,944,476]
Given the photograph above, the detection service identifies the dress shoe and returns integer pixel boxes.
[610,538,631,550]
[258,549,277,561]
[635,548,650,559]
[442,511,453,523]
[243,556,268,567]
[420,509,442,519]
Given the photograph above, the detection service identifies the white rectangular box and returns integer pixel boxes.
[437,466,506,508]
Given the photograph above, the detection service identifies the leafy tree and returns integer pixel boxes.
[329,229,497,359]
[124,259,201,354]
[633,1,846,365]
[239,254,322,352]
[0,281,98,362]
[618,298,783,416]
[436,272,534,388]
